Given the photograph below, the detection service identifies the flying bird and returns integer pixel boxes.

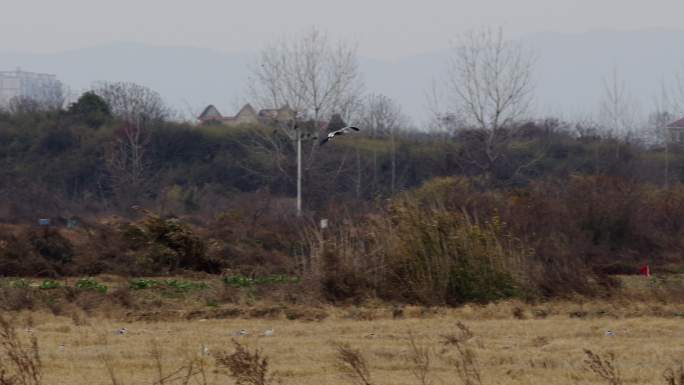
[320,126,360,145]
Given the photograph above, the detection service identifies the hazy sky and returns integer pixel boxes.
[2,0,683,59]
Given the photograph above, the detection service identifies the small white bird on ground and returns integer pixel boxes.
[233,329,249,337]
[261,328,274,337]
[200,344,209,356]
[604,330,616,337]
[116,327,128,336]
[320,126,360,145]
[58,343,65,352]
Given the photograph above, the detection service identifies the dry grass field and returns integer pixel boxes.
[4,297,684,385]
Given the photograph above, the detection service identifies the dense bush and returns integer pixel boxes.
[121,213,218,274]
[317,178,530,304]
[307,176,639,304]
[27,229,74,264]
[0,227,73,277]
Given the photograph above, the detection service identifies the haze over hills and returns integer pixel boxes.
[0,29,683,124]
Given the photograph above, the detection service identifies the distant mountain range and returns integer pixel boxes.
[1,29,683,123]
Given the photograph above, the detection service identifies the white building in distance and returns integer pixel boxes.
[0,69,64,109]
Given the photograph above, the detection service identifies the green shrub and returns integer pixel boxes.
[9,279,31,289]
[163,279,208,292]
[381,192,528,304]
[39,279,61,290]
[129,278,208,292]
[129,278,159,290]
[223,275,253,288]
[222,275,299,288]
[74,278,107,293]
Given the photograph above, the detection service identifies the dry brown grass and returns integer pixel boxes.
[0,315,42,385]
[1,299,682,385]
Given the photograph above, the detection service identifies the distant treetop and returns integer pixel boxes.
[67,91,112,128]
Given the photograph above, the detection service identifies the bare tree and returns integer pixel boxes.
[248,26,364,214]
[92,82,167,206]
[37,78,68,111]
[106,120,151,206]
[674,64,684,116]
[568,113,604,174]
[650,80,675,143]
[649,81,677,186]
[248,26,364,125]
[598,67,643,160]
[598,67,640,141]
[7,96,42,115]
[438,27,536,178]
[93,81,169,126]
[425,79,466,135]
[6,79,67,114]
[446,27,534,132]
[359,94,407,193]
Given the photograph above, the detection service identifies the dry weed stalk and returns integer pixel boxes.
[190,356,210,385]
[214,339,275,385]
[99,350,125,385]
[441,321,474,346]
[95,333,126,385]
[583,349,622,385]
[664,363,684,385]
[440,322,481,385]
[333,342,373,385]
[149,339,197,385]
[98,337,208,385]
[406,331,432,385]
[0,315,42,385]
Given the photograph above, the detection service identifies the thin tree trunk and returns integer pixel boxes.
[356,148,362,198]
[665,139,670,188]
[391,128,396,193]
[297,126,302,216]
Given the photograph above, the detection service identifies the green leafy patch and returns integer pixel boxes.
[74,278,108,293]
[222,274,300,288]
[39,279,61,290]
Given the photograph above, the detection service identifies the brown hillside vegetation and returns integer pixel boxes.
[3,103,684,306]
[6,175,684,306]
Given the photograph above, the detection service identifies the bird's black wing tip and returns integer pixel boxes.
[319,137,329,145]
[348,126,360,131]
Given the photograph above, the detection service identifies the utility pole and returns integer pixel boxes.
[296,124,302,216]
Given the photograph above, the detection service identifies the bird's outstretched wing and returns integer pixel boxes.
[319,126,360,146]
